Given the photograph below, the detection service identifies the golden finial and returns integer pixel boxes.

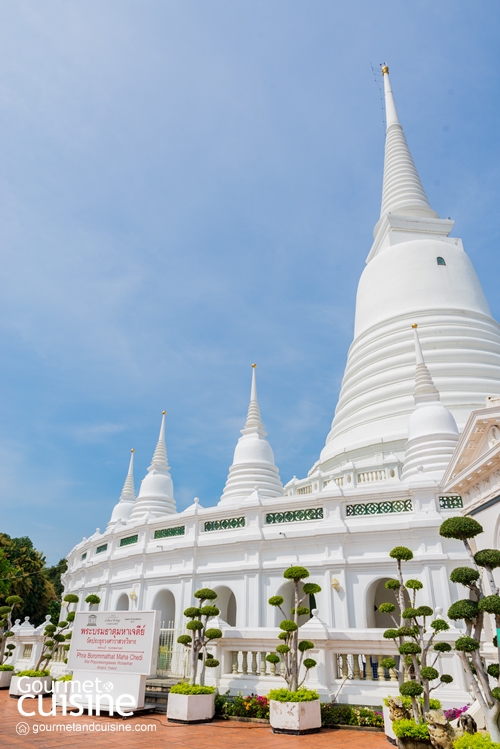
[381,64,389,75]
[412,323,418,329]
[251,363,257,368]
[162,410,167,415]
[131,448,135,453]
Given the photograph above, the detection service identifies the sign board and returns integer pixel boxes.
[67,610,160,675]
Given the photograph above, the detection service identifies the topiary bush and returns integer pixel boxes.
[440,516,500,743]
[170,682,215,695]
[379,545,453,722]
[176,588,222,686]
[266,565,321,693]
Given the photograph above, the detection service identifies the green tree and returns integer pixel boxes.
[0,534,56,625]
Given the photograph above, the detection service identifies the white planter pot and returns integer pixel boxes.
[0,670,14,689]
[167,692,215,724]
[270,699,321,735]
[383,704,397,744]
[9,675,53,697]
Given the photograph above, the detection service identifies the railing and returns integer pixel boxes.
[334,653,397,681]
[357,470,386,483]
[157,623,189,678]
[209,624,469,706]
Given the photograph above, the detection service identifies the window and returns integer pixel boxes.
[81,552,87,560]
[437,257,446,266]
[96,543,108,554]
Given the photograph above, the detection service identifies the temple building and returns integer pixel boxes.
[61,66,500,702]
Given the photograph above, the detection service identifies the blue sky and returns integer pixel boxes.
[0,1,499,564]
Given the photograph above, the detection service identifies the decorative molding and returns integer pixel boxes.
[119,534,139,547]
[204,517,245,532]
[154,526,185,539]
[438,495,463,510]
[346,499,412,517]
[266,508,323,524]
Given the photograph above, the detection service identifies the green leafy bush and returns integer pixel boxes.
[217,693,270,719]
[56,674,73,682]
[320,703,383,727]
[393,719,430,739]
[15,669,50,677]
[453,734,500,749]
[170,683,215,695]
[268,687,319,702]
[0,664,14,671]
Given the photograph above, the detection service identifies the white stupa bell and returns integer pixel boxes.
[401,324,459,481]
[129,412,176,519]
[219,365,284,506]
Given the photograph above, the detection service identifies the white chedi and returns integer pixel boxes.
[219,365,284,506]
[318,64,500,473]
[401,325,459,481]
[107,450,136,526]
[129,412,176,520]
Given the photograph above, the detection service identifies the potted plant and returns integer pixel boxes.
[377,546,455,747]
[0,595,22,688]
[266,565,322,734]
[0,664,15,689]
[439,516,500,744]
[9,669,52,697]
[168,587,222,723]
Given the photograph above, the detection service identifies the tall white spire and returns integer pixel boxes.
[219,365,284,506]
[107,449,136,527]
[129,412,176,520]
[317,66,500,475]
[401,325,459,481]
[374,65,438,238]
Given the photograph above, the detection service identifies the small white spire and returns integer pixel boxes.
[148,411,170,472]
[244,364,266,433]
[412,324,440,403]
[120,449,136,500]
[107,449,136,527]
[219,364,284,506]
[402,325,459,481]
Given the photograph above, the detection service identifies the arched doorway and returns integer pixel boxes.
[116,593,129,611]
[367,578,405,628]
[213,586,237,626]
[152,589,176,627]
[274,581,311,627]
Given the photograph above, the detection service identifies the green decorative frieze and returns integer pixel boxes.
[95,543,108,554]
[346,499,412,517]
[119,534,138,547]
[81,552,87,560]
[204,517,245,532]
[439,495,463,509]
[266,508,323,524]
[154,526,185,539]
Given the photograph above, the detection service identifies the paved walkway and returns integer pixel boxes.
[0,691,388,749]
